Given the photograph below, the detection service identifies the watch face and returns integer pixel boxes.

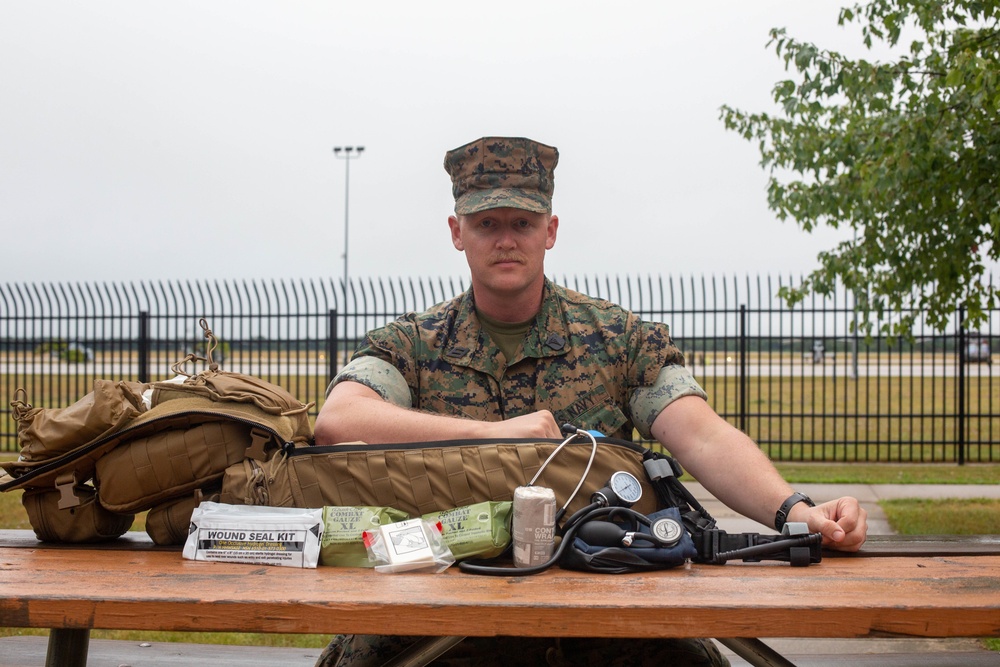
[651,517,683,547]
[609,471,643,505]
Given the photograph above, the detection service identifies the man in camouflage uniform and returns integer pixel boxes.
[314,137,868,667]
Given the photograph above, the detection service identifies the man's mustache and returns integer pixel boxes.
[489,253,527,265]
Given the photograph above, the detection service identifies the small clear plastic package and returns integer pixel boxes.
[363,518,455,573]
[182,501,323,569]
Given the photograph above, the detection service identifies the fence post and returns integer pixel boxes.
[328,309,339,384]
[137,311,150,383]
[957,307,966,466]
[739,304,747,434]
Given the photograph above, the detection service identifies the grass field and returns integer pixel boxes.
[881,498,1000,534]
[701,375,1000,462]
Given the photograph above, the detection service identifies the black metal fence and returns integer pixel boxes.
[2,275,997,463]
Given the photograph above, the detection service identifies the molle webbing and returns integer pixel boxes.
[221,438,663,519]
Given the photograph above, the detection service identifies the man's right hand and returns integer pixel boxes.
[480,410,563,439]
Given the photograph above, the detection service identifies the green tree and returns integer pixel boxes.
[721,0,999,335]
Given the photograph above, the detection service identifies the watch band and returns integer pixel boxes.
[774,492,816,531]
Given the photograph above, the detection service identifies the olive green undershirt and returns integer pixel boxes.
[476,310,534,364]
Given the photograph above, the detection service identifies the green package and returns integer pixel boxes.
[423,501,512,561]
[320,506,409,567]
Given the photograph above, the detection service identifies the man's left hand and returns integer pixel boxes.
[798,498,868,552]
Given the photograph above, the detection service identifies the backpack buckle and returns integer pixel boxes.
[55,471,83,509]
[246,428,271,461]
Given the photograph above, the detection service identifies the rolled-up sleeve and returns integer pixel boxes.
[628,364,708,439]
[326,356,413,408]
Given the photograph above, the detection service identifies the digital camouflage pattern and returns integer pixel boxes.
[335,280,706,441]
[444,136,559,215]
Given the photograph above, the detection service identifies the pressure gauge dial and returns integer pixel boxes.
[591,471,644,507]
[608,471,643,506]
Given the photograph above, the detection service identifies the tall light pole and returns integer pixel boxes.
[333,145,364,300]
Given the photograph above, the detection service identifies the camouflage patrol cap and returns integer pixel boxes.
[444,137,559,215]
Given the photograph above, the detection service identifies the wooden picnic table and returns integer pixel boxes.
[1,531,998,667]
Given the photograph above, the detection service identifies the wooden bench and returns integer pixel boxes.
[1,530,998,667]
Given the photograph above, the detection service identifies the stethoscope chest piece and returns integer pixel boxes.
[650,516,684,547]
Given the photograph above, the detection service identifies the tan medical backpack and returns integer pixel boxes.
[1,321,314,544]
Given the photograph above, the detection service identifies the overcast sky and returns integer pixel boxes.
[3,1,887,288]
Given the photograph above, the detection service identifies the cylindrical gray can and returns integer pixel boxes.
[512,485,556,567]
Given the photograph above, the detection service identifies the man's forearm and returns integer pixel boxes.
[651,396,795,529]
[315,381,562,445]
[316,388,479,444]
[653,396,868,549]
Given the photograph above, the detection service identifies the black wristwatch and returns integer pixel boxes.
[774,492,815,531]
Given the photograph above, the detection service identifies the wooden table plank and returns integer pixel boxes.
[0,529,165,550]
[1,544,998,640]
[830,534,1000,557]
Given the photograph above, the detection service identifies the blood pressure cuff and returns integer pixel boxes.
[560,508,697,574]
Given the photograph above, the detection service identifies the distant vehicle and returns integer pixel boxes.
[965,337,992,365]
[811,340,825,364]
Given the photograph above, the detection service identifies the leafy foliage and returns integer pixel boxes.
[721,0,1000,335]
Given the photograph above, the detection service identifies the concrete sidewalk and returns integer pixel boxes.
[686,481,1000,535]
[717,637,1000,666]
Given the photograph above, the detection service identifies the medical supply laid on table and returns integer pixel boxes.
[363,518,455,573]
[320,505,409,567]
[182,502,323,569]
[512,486,556,567]
[422,501,512,561]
